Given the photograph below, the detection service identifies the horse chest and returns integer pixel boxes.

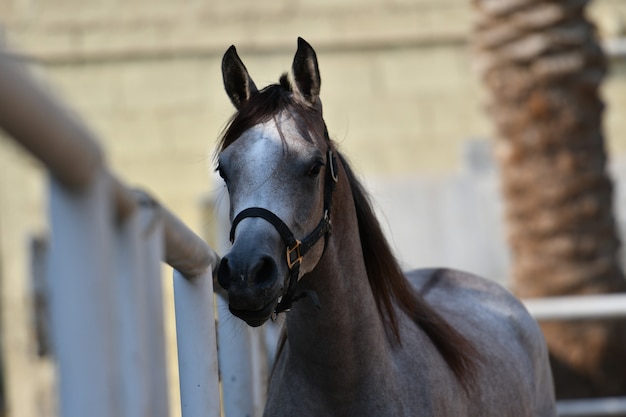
[264,381,409,417]
[265,352,438,417]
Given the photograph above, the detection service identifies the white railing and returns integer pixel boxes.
[524,294,626,322]
[0,48,221,416]
[523,295,626,417]
[557,397,626,417]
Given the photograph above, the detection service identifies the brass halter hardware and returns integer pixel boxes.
[286,240,303,270]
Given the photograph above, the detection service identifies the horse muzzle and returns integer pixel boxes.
[217,243,285,326]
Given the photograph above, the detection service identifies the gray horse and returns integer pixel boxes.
[215,37,556,417]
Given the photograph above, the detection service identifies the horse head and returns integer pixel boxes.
[216,38,336,327]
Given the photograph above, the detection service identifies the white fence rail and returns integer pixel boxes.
[557,397,626,417]
[521,294,626,417]
[0,48,221,416]
[523,294,626,322]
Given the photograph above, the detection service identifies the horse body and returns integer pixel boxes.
[264,207,552,416]
[216,38,556,417]
[406,268,555,416]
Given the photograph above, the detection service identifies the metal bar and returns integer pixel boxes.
[527,296,626,416]
[139,206,170,417]
[0,45,220,279]
[216,296,268,417]
[173,269,221,417]
[557,396,626,417]
[160,197,220,279]
[113,209,153,417]
[47,171,120,417]
[523,294,626,321]
[0,48,103,190]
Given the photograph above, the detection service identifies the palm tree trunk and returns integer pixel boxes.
[472,0,626,398]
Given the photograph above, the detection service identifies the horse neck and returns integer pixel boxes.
[284,173,395,391]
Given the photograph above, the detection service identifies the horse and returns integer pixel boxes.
[215,37,556,417]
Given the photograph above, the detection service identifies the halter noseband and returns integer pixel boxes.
[228,147,338,316]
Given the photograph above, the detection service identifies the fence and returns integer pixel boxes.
[0,48,222,416]
[521,295,626,417]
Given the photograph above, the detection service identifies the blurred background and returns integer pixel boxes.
[1,0,626,416]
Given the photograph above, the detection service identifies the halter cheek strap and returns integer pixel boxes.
[228,147,338,315]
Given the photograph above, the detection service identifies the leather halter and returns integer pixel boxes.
[228,146,338,316]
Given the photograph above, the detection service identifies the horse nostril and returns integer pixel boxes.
[217,254,277,290]
[217,257,232,290]
[251,256,278,287]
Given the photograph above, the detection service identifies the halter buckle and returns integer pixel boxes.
[286,240,303,270]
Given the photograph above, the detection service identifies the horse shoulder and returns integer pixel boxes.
[405,268,557,417]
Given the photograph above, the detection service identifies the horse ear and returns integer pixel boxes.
[291,37,321,107]
[222,45,259,110]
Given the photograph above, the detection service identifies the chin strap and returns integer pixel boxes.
[228,146,338,316]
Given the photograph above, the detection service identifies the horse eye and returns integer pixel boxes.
[216,165,228,182]
[307,161,325,177]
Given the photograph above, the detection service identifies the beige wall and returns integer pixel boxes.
[3,0,625,174]
[1,0,625,416]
